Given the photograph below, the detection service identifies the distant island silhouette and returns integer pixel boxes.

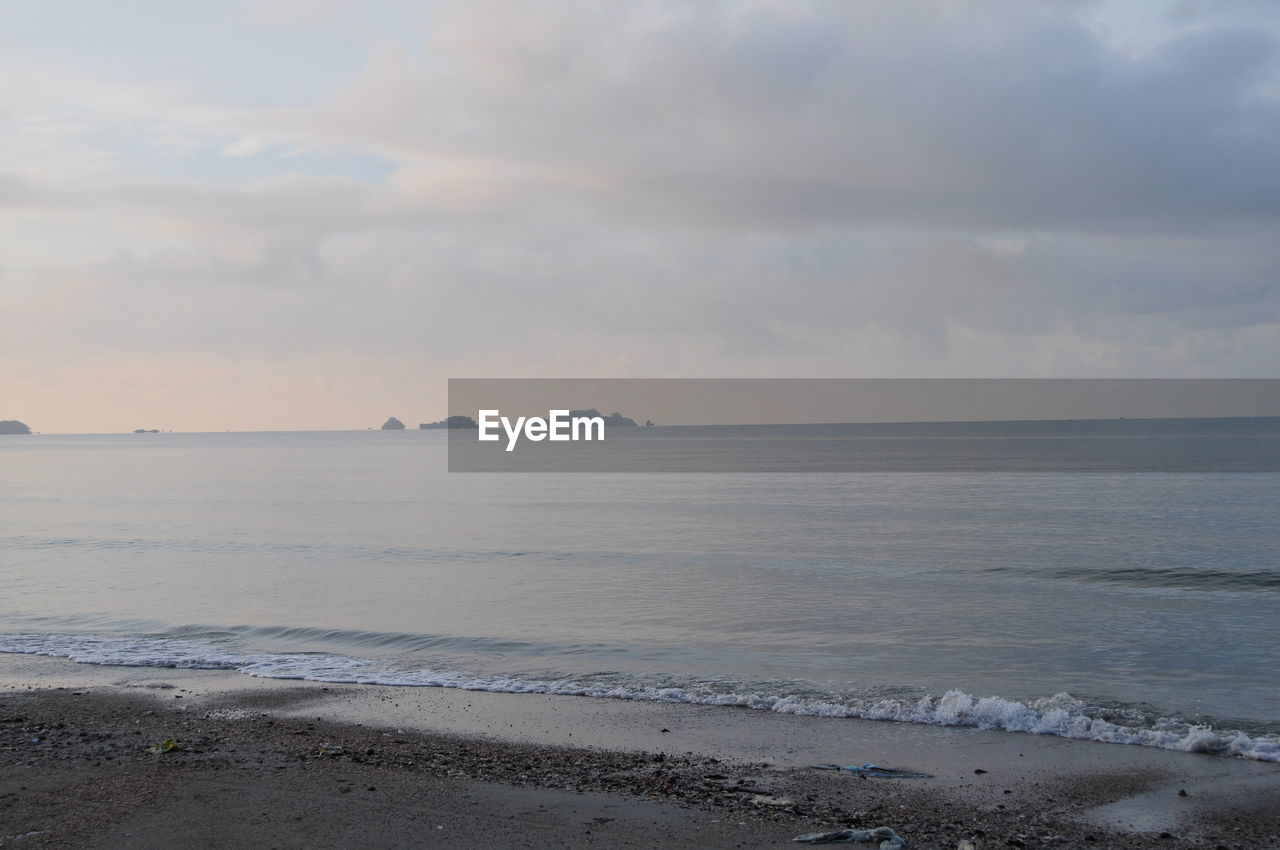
[568,409,637,427]
[381,417,406,430]
[132,428,160,434]
[420,416,479,430]
[0,420,31,435]
[420,411,638,429]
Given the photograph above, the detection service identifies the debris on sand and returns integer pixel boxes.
[793,825,907,847]
[810,763,932,779]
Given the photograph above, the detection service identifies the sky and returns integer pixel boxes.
[2,0,1279,433]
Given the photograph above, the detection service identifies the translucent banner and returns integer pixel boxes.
[443,379,1280,472]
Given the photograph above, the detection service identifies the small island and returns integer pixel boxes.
[569,409,637,427]
[420,411,638,429]
[0,420,32,435]
[132,428,161,434]
[420,416,479,430]
[380,417,406,430]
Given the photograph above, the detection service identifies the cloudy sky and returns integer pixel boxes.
[3,0,1278,432]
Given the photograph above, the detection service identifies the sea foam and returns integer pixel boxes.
[1,631,1276,763]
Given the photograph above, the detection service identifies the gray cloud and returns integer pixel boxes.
[2,0,1280,433]
[274,2,1280,233]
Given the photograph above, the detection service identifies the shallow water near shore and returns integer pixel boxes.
[2,430,1278,761]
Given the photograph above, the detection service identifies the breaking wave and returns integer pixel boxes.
[1,630,1276,763]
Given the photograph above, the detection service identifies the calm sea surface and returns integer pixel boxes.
[2,429,1277,760]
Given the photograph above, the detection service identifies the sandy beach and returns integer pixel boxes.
[2,654,1277,849]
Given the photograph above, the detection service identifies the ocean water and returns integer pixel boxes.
[1,429,1278,761]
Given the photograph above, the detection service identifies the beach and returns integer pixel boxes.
[7,1,1280,843]
[3,654,1278,848]
[4,433,1279,847]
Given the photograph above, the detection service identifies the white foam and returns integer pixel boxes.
[2,632,1276,763]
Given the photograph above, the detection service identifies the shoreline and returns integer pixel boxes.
[2,655,1278,848]
[3,633,1275,765]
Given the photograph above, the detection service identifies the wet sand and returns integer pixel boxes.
[2,654,1278,848]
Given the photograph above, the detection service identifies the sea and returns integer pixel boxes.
[2,426,1278,762]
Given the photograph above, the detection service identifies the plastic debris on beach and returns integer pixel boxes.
[810,763,932,779]
[146,738,182,754]
[793,826,907,847]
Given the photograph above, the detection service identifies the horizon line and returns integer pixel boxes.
[14,412,1280,437]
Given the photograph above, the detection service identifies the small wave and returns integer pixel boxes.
[973,564,1280,592]
[219,624,546,655]
[0,631,1275,763]
[1044,566,1280,591]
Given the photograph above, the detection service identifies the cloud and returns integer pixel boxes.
[268,2,1280,233]
[220,136,274,157]
[2,1,1279,430]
